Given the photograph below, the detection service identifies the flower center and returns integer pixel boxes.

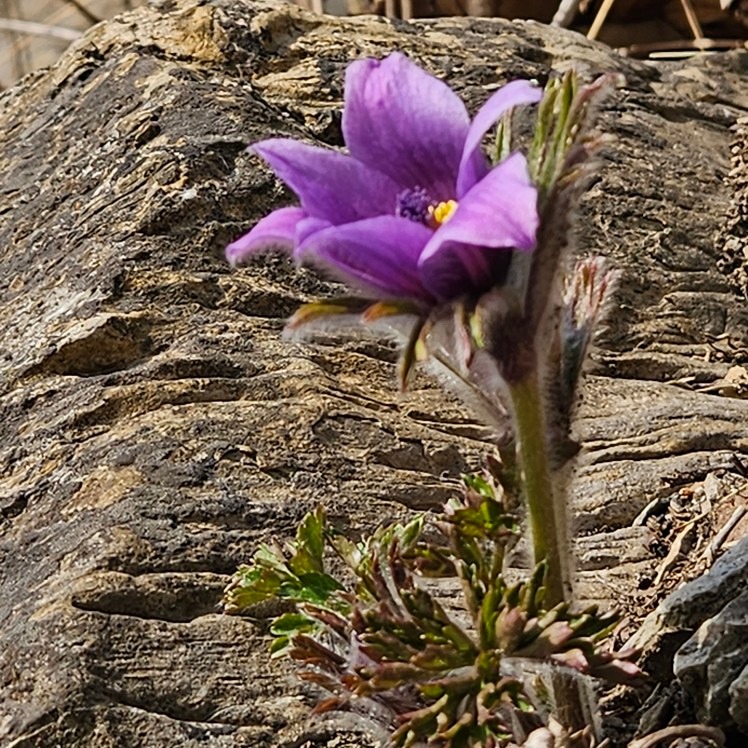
[429,200,458,227]
[396,187,432,224]
[396,189,458,229]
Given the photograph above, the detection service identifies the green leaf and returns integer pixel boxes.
[398,515,425,549]
[328,532,363,570]
[297,572,344,602]
[269,635,293,657]
[289,506,326,575]
[270,611,321,658]
[529,71,616,202]
[223,556,289,611]
[270,611,317,635]
[462,472,495,499]
[493,110,513,165]
[274,571,341,607]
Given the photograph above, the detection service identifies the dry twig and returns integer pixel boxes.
[0,18,80,40]
[628,724,725,748]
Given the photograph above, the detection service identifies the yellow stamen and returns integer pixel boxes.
[429,199,458,227]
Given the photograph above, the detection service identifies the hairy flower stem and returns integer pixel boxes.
[508,364,571,607]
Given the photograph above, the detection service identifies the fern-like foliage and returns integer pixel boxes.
[223,465,642,747]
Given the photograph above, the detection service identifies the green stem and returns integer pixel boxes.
[508,365,571,607]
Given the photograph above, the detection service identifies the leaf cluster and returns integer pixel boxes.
[222,468,642,747]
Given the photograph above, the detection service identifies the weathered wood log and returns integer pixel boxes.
[0,1,746,744]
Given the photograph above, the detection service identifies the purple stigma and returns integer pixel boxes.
[396,187,433,225]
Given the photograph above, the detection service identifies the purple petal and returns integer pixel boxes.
[419,153,538,298]
[429,153,538,250]
[226,207,306,266]
[417,240,512,302]
[456,80,542,197]
[253,139,401,225]
[296,216,434,301]
[295,216,332,250]
[342,53,470,201]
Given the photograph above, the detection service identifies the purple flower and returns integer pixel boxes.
[227,53,541,304]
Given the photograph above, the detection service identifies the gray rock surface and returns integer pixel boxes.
[0,1,746,745]
[638,535,748,622]
[674,587,748,735]
[663,536,748,732]
[631,537,748,681]
[730,660,748,736]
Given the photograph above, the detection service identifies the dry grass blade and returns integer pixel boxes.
[61,0,101,25]
[652,510,710,587]
[0,0,145,90]
[701,504,747,565]
[0,17,80,40]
